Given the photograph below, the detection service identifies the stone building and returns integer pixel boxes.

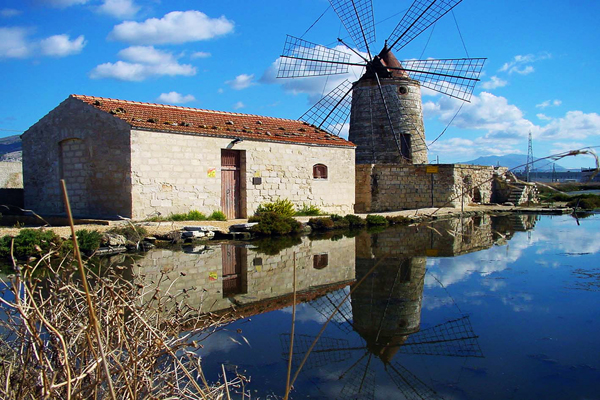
[22,95,355,219]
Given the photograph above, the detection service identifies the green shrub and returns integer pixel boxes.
[0,229,63,260]
[344,214,366,228]
[548,193,572,202]
[255,199,295,217]
[249,212,302,236]
[386,215,411,225]
[167,210,207,221]
[107,225,148,242]
[208,211,227,221]
[75,229,103,255]
[308,217,335,230]
[366,214,389,226]
[295,204,322,216]
[567,195,600,210]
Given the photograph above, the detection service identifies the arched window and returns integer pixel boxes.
[313,164,328,180]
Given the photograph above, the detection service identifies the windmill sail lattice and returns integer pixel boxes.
[329,0,376,52]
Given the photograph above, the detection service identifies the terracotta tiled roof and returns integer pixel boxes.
[72,95,354,148]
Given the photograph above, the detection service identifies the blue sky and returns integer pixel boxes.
[0,0,598,169]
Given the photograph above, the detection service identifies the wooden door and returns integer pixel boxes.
[221,150,241,219]
[221,244,245,296]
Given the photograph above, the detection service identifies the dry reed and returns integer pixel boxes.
[0,249,248,399]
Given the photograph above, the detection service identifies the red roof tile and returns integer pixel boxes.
[72,95,354,148]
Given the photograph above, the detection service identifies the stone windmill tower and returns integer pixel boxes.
[277,0,486,165]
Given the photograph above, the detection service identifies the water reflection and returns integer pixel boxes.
[105,214,542,398]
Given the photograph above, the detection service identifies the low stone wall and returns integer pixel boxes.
[0,161,22,189]
[355,163,508,212]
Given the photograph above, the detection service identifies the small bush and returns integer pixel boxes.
[386,215,411,225]
[366,214,389,226]
[0,229,63,260]
[344,214,366,228]
[295,204,322,216]
[256,199,295,217]
[208,211,227,221]
[308,217,335,230]
[75,229,103,255]
[107,225,148,243]
[249,212,302,236]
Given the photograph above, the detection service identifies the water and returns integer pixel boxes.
[13,213,600,399]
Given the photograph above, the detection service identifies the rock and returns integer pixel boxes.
[103,233,127,247]
[184,226,219,232]
[144,236,157,244]
[229,223,259,232]
[504,202,515,207]
[96,246,127,255]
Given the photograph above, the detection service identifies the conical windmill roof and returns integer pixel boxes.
[378,46,409,79]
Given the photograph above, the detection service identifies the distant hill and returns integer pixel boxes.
[461,154,567,172]
[0,135,22,162]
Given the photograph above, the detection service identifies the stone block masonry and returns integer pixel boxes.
[0,161,22,189]
[355,163,508,212]
[130,129,355,219]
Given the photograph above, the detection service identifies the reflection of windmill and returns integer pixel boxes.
[280,257,483,399]
[277,0,486,165]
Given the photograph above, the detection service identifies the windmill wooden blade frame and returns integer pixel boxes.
[399,57,486,102]
[398,315,484,358]
[329,0,376,54]
[278,35,355,78]
[299,80,355,136]
[387,0,463,52]
[388,362,444,400]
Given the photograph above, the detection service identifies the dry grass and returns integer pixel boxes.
[0,247,248,399]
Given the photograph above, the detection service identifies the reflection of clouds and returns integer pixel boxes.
[481,279,506,292]
[422,295,454,310]
[194,330,243,357]
[533,224,600,255]
[501,293,533,312]
[425,232,534,288]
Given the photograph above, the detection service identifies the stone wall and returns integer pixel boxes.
[130,236,356,312]
[130,129,355,219]
[0,161,22,188]
[349,78,427,165]
[355,163,507,212]
[22,97,132,218]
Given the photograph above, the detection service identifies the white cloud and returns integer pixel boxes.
[1,8,22,17]
[540,111,600,140]
[37,0,89,7]
[90,46,196,81]
[39,34,86,57]
[97,0,140,19]
[424,92,534,142]
[109,10,234,45]
[480,76,507,90]
[225,74,255,90]
[536,113,553,121]
[0,28,85,59]
[233,101,245,110]
[118,45,172,64]
[157,92,195,104]
[0,27,31,58]
[190,51,211,59]
[536,99,562,109]
[499,53,551,75]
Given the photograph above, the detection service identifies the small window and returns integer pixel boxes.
[313,164,328,179]
[313,254,329,269]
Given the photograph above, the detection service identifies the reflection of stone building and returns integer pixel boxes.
[123,236,355,316]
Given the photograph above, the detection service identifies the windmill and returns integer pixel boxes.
[277,0,486,165]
